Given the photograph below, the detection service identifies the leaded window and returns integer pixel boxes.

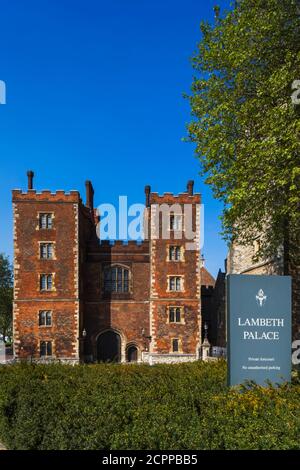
[40,341,52,357]
[169,276,182,291]
[39,213,53,229]
[39,311,52,326]
[40,274,53,291]
[169,246,181,261]
[170,214,183,231]
[104,266,129,293]
[169,307,181,323]
[40,243,54,259]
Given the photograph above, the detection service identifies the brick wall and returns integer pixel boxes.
[82,241,150,362]
[13,190,81,361]
[149,192,201,360]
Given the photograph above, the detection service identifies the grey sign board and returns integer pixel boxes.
[227,274,291,386]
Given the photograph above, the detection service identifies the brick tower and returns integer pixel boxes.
[13,172,82,362]
[147,181,202,363]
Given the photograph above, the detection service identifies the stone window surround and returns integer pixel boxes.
[166,244,185,262]
[170,337,183,353]
[166,306,185,324]
[39,339,54,357]
[167,275,185,292]
[38,310,53,327]
[168,213,185,232]
[101,263,132,295]
[37,212,55,230]
[38,273,56,292]
[38,241,56,260]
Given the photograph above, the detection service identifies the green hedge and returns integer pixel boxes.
[0,361,299,450]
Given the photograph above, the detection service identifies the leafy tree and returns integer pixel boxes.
[187,0,300,266]
[0,254,13,342]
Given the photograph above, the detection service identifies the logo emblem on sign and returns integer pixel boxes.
[256,288,267,307]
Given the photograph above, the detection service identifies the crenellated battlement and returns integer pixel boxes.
[99,239,147,247]
[96,239,149,255]
[144,180,201,206]
[150,192,201,204]
[12,189,81,203]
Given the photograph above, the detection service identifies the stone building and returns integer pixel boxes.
[12,172,210,364]
[226,241,284,276]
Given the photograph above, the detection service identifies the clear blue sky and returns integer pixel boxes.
[0,0,230,277]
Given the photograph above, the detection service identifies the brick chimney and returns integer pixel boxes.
[85,180,94,211]
[187,180,194,196]
[145,185,151,208]
[27,170,34,190]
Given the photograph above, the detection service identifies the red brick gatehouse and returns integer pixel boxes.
[12,172,211,364]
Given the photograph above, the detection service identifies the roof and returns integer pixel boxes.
[201,267,215,287]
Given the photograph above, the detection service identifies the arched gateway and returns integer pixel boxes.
[126,344,138,362]
[97,330,121,362]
